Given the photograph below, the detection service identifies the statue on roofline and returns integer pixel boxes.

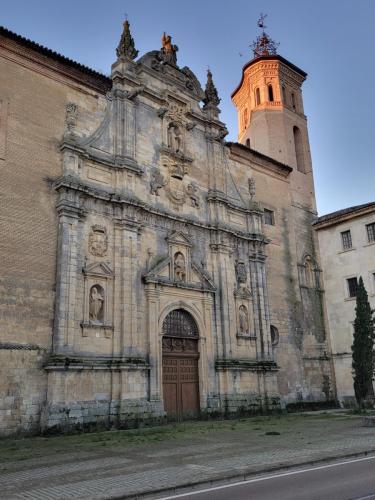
[159,32,178,66]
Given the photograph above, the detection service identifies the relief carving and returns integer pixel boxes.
[89,225,108,257]
[150,169,165,195]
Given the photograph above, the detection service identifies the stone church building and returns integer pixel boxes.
[0,20,333,435]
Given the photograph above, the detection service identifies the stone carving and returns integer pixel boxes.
[238,305,249,334]
[168,123,182,153]
[65,103,77,132]
[174,252,186,282]
[89,225,108,257]
[248,177,256,200]
[187,183,200,208]
[89,285,104,323]
[150,169,165,195]
[168,103,185,123]
[159,32,178,65]
[116,19,138,60]
[235,260,247,286]
[186,121,197,131]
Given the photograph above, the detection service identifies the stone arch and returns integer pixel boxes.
[159,301,205,338]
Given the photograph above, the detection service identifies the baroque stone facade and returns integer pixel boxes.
[0,22,333,435]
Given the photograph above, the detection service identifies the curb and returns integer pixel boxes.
[110,448,375,499]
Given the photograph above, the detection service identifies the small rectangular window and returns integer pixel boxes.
[264,209,275,226]
[341,230,352,250]
[347,277,358,298]
[366,223,375,243]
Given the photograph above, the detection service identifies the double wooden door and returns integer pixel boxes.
[162,336,200,421]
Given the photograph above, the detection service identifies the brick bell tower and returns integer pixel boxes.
[231,15,313,177]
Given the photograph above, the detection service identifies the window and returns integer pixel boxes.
[341,230,352,250]
[347,277,358,298]
[255,87,261,106]
[264,209,275,225]
[244,108,248,126]
[366,223,375,243]
[293,126,305,173]
[268,84,274,102]
[246,138,250,148]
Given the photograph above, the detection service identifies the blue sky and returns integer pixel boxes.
[2,0,374,215]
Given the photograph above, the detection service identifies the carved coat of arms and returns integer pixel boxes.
[89,226,108,257]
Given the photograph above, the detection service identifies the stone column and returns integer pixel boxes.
[249,249,272,361]
[113,218,142,357]
[53,194,85,354]
[145,284,161,401]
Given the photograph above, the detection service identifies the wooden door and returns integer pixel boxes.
[162,336,199,421]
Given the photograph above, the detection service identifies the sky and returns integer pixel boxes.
[2,0,374,215]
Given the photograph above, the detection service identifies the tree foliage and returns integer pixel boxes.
[351,277,375,407]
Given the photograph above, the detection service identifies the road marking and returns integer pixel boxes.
[161,454,375,499]
[351,494,375,500]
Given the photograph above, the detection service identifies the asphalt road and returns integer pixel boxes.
[162,455,375,500]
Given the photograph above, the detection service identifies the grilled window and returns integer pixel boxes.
[347,277,358,298]
[366,223,375,243]
[162,309,199,338]
[341,230,352,250]
[264,209,275,226]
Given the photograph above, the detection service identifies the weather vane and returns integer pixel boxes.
[250,13,279,59]
[257,13,267,29]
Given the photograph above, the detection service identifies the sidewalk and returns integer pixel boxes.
[1,411,375,499]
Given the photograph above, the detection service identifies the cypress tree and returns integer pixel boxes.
[351,277,375,408]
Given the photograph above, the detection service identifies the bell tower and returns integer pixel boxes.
[231,16,312,176]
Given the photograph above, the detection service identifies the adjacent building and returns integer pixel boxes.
[314,202,375,405]
[0,19,333,435]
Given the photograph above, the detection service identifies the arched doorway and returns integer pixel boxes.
[162,309,200,421]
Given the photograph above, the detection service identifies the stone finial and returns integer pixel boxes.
[203,69,220,110]
[116,19,139,60]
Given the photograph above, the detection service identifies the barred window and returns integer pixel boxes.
[264,209,275,226]
[347,277,358,298]
[341,230,352,250]
[366,223,375,243]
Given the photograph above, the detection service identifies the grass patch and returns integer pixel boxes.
[0,412,358,465]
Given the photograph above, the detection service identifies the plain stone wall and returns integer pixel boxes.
[316,209,375,404]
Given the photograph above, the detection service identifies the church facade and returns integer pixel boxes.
[0,21,334,435]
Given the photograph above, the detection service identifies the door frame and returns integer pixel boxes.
[158,303,208,415]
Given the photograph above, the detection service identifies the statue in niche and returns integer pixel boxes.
[174,252,186,282]
[159,32,178,65]
[89,285,104,323]
[168,123,182,153]
[238,305,249,334]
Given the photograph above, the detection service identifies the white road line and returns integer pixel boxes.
[161,454,375,499]
[351,494,375,500]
